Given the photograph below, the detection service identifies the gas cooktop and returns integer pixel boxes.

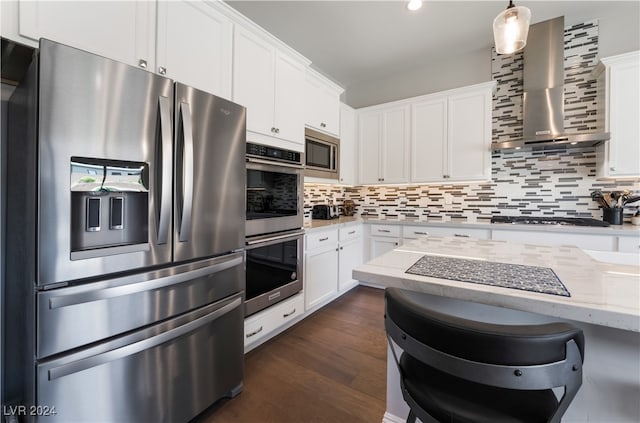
[490,216,610,227]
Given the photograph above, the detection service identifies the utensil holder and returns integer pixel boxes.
[603,207,624,225]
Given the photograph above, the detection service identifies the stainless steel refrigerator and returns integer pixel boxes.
[3,39,246,422]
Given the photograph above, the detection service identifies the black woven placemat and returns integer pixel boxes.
[405,255,570,297]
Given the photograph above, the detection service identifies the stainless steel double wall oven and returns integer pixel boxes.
[245,143,304,316]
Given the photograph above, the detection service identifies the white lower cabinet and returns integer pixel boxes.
[305,229,339,310]
[305,224,363,311]
[369,224,401,258]
[338,225,364,291]
[244,293,304,350]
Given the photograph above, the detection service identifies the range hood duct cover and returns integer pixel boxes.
[494,16,609,151]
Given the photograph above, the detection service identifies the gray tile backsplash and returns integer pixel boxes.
[305,20,639,223]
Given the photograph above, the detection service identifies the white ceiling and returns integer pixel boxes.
[225,1,638,92]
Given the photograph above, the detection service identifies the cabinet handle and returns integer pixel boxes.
[320,122,326,128]
[246,326,263,338]
[610,167,616,171]
[414,231,428,235]
[158,66,166,75]
[348,230,356,235]
[443,174,450,179]
[275,128,280,134]
[378,229,391,233]
[283,309,296,318]
[138,59,147,69]
[340,247,343,250]
[454,233,470,238]
[394,242,398,246]
[271,127,276,133]
[319,237,329,242]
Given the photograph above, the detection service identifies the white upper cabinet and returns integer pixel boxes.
[595,51,640,178]
[156,1,232,98]
[411,97,447,181]
[233,25,306,146]
[412,83,493,183]
[305,69,343,137]
[358,104,410,184]
[339,103,357,185]
[17,0,155,69]
[447,87,492,181]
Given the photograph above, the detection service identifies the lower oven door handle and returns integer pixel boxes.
[48,253,243,310]
[246,230,305,246]
[47,296,242,381]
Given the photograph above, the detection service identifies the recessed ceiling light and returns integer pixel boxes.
[407,0,423,12]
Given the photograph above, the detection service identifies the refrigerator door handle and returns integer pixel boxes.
[178,102,195,243]
[47,253,243,309]
[47,296,242,381]
[157,95,173,245]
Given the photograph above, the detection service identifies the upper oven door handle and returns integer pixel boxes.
[246,157,305,170]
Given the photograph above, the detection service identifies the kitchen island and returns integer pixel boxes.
[353,236,640,423]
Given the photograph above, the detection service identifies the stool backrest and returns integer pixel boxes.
[384,288,584,423]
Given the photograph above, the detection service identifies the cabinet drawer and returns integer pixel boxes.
[618,236,640,253]
[306,229,338,251]
[403,225,490,240]
[402,225,431,239]
[492,230,616,251]
[339,224,362,242]
[244,294,304,347]
[370,224,401,238]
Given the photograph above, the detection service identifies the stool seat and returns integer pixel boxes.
[384,288,585,423]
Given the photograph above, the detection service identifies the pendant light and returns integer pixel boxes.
[493,0,531,54]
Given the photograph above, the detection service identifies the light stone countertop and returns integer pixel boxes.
[303,215,640,236]
[353,236,640,332]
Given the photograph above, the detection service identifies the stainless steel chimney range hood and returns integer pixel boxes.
[494,16,609,152]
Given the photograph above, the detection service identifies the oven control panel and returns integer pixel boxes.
[247,142,302,165]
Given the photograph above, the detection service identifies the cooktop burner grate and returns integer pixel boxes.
[406,255,570,297]
[491,216,610,227]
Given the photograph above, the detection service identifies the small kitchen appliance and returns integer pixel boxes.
[312,204,339,220]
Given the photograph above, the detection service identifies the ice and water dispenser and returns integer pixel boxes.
[70,157,149,257]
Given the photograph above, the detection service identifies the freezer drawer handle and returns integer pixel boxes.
[47,296,241,381]
[177,102,195,243]
[156,95,172,245]
[48,253,243,310]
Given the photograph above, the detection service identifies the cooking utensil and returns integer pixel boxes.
[591,190,610,209]
[623,195,640,205]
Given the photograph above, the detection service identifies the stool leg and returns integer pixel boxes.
[406,410,417,423]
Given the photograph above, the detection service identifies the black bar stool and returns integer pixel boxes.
[384,287,585,423]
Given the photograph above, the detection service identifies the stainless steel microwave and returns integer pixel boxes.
[304,128,339,179]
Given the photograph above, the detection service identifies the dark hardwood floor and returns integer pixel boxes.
[197,286,387,423]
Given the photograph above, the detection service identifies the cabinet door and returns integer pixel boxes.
[411,98,447,182]
[339,103,357,185]
[18,0,154,69]
[607,54,640,177]
[358,111,382,184]
[338,238,363,291]
[370,237,400,259]
[156,0,232,98]
[305,248,338,310]
[381,105,410,183]
[305,73,341,136]
[447,90,491,181]
[274,52,305,145]
[233,27,275,136]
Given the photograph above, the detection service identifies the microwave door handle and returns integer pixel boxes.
[178,102,194,243]
[156,96,172,245]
